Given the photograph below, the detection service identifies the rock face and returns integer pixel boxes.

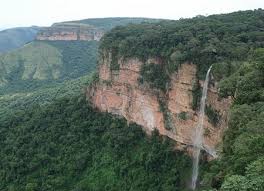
[88,53,231,155]
[36,23,104,41]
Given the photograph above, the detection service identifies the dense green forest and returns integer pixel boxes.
[0,95,191,191]
[0,74,92,119]
[199,50,264,191]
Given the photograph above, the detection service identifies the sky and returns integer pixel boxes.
[1,0,264,29]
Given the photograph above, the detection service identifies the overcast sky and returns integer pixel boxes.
[1,0,264,29]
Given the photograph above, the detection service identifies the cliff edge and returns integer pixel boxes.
[36,23,104,41]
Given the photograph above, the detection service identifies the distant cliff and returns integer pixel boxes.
[36,23,104,41]
[36,18,161,41]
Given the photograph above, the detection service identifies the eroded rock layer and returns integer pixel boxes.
[88,53,231,154]
[36,23,104,41]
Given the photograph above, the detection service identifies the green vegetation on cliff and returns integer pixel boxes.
[98,10,264,190]
[100,9,264,90]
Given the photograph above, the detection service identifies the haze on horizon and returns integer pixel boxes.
[1,0,264,30]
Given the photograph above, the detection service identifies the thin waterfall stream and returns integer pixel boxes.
[191,66,212,190]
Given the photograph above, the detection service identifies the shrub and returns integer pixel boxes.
[205,105,221,126]
[178,112,187,120]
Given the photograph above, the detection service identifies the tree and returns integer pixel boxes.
[25,183,38,191]
[220,175,249,191]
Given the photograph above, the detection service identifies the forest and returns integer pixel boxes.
[98,9,264,190]
[200,50,264,191]
[0,95,191,191]
[0,9,263,191]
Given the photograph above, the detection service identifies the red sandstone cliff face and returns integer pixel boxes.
[36,23,104,41]
[88,53,231,156]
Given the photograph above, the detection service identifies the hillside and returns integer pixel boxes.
[0,11,263,191]
[0,26,39,53]
[0,74,92,118]
[90,9,264,148]
[1,17,160,95]
[89,9,264,190]
[0,40,98,94]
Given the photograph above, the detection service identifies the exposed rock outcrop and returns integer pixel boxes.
[88,53,232,155]
[36,23,104,41]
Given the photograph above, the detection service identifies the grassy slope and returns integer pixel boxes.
[0,41,63,83]
[0,40,98,94]
[45,40,98,79]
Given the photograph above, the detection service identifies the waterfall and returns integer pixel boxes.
[191,66,212,190]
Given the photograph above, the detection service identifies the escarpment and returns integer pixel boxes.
[88,52,232,155]
[36,23,104,41]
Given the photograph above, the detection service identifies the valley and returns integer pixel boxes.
[0,10,263,191]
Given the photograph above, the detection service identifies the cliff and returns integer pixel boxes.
[87,54,232,157]
[36,23,104,41]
